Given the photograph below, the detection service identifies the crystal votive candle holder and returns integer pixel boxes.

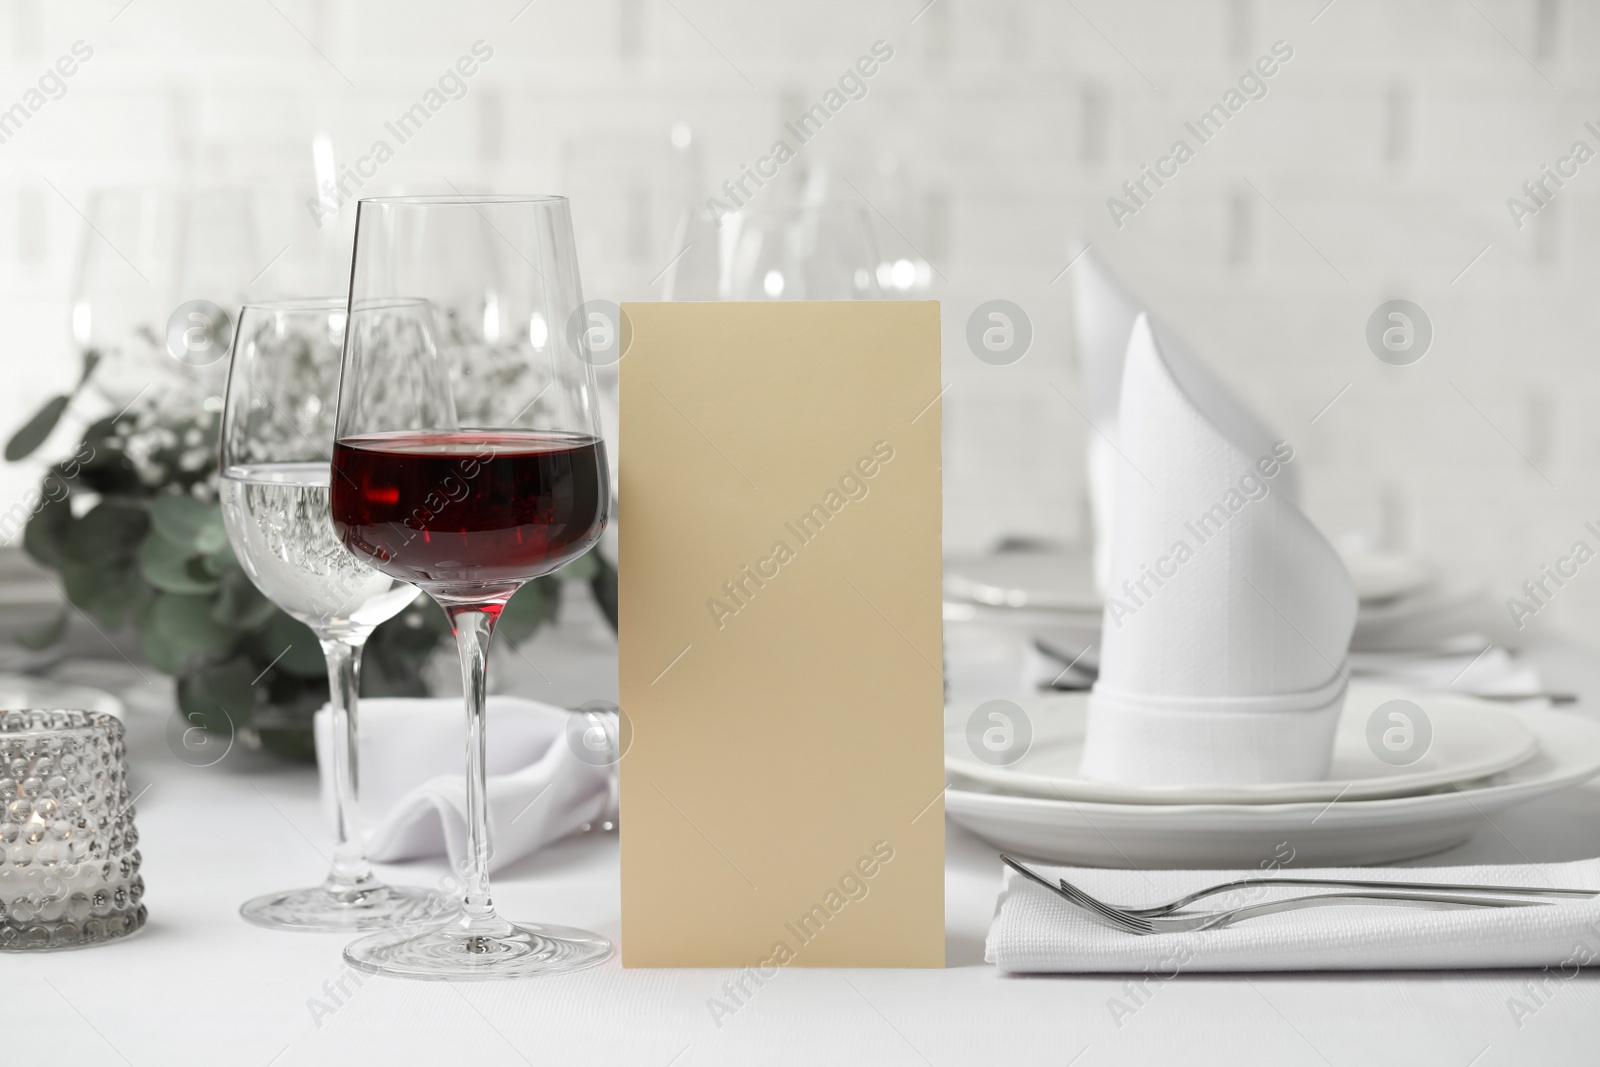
[0,709,146,950]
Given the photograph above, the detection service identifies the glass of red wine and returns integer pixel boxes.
[330,195,612,979]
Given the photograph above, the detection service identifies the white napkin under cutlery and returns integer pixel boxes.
[987,858,1600,973]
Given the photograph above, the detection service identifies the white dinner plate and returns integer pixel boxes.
[0,673,126,719]
[945,546,1433,620]
[947,687,1538,805]
[1337,547,1434,604]
[945,706,1600,868]
[944,549,1101,613]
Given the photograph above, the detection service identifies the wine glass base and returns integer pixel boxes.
[240,883,453,933]
[343,919,613,980]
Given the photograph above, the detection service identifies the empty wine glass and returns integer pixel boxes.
[220,297,446,931]
[664,201,881,300]
[331,196,612,979]
[72,188,260,405]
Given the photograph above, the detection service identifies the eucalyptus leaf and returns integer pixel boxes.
[202,539,242,576]
[497,575,558,647]
[212,568,278,629]
[150,494,225,552]
[64,501,149,562]
[56,501,149,627]
[79,412,121,442]
[139,624,186,676]
[175,655,257,736]
[195,524,228,555]
[73,417,144,496]
[144,592,238,671]
[591,555,618,632]
[61,557,149,628]
[5,395,70,461]
[139,534,218,594]
[363,597,450,697]
[22,494,72,569]
[256,726,319,762]
[244,611,326,678]
[554,553,599,581]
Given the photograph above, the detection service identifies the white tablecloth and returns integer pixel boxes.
[15,636,1600,1066]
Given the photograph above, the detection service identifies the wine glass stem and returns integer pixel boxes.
[449,605,500,927]
[321,636,376,893]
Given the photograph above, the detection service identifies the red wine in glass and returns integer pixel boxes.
[331,430,608,597]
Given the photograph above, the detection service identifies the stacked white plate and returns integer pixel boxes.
[944,685,1600,868]
[945,545,1466,640]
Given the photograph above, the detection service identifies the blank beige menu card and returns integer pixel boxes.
[618,300,944,968]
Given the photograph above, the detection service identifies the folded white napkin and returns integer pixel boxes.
[987,859,1600,973]
[313,696,617,874]
[1072,248,1141,596]
[1072,250,1297,594]
[1080,314,1357,785]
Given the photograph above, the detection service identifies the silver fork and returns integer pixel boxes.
[1098,874,1596,917]
[1001,856,1598,917]
[1002,857,1562,935]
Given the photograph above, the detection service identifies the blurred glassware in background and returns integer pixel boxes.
[562,130,702,303]
[69,188,260,413]
[663,200,882,301]
[560,128,701,516]
[0,189,263,665]
[733,202,882,301]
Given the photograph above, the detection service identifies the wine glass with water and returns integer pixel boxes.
[331,196,612,979]
[219,297,448,931]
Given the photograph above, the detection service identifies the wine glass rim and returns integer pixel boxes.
[359,194,568,206]
[348,296,433,311]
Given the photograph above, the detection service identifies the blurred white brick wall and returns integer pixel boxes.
[2,0,1599,640]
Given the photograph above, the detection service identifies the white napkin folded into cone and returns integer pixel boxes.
[1079,313,1357,785]
[1071,249,1298,594]
[313,696,617,874]
[987,859,1600,973]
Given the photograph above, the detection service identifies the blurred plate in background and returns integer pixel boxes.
[944,548,1099,612]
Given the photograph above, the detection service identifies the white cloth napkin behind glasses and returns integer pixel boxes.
[1079,313,1357,786]
[1070,248,1298,594]
[987,859,1600,973]
[314,696,617,874]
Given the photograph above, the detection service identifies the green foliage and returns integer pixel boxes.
[361,595,452,698]
[590,555,619,630]
[176,654,256,734]
[22,494,71,568]
[499,575,560,647]
[5,395,70,461]
[6,370,617,762]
